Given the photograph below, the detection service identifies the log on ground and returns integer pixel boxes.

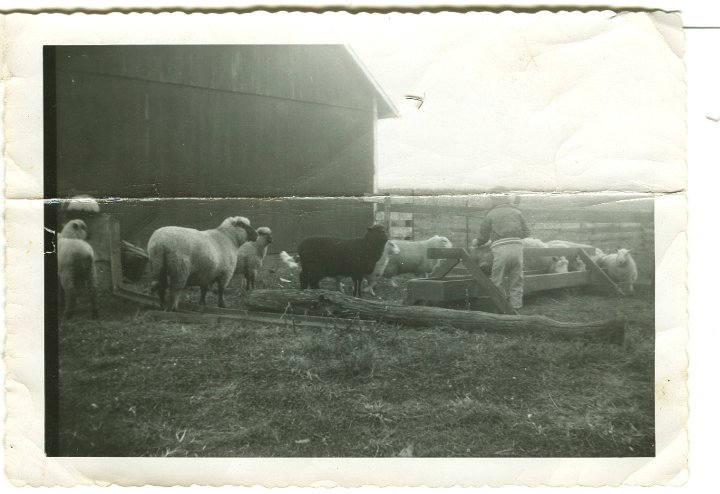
[247,289,626,344]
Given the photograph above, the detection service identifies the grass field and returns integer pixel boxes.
[56,261,655,458]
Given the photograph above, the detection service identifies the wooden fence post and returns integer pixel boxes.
[383,195,392,233]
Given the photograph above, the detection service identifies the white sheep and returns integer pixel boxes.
[521,237,548,249]
[147,216,258,311]
[359,240,401,296]
[597,248,638,293]
[381,235,453,286]
[58,219,99,319]
[279,251,299,269]
[235,226,273,291]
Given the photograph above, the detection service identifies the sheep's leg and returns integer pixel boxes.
[58,287,66,318]
[86,283,99,319]
[64,288,77,319]
[88,265,99,319]
[199,285,208,305]
[363,277,377,295]
[299,270,309,289]
[248,270,256,291]
[154,274,168,309]
[309,275,321,289]
[217,284,226,308]
[335,278,345,293]
[352,277,363,297]
[167,288,182,312]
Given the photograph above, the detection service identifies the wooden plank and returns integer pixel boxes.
[460,251,515,315]
[577,249,625,297]
[523,247,595,259]
[428,258,461,278]
[406,277,480,302]
[524,271,592,295]
[426,247,466,259]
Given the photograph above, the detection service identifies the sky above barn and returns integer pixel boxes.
[348,12,685,193]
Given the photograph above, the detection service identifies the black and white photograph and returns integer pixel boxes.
[3,9,692,487]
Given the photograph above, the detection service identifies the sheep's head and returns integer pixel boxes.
[616,248,632,266]
[549,256,569,273]
[257,226,273,245]
[385,240,401,255]
[365,224,389,246]
[60,219,89,240]
[429,235,452,248]
[573,256,586,271]
[221,216,258,244]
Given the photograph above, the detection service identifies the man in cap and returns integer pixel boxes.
[475,191,529,312]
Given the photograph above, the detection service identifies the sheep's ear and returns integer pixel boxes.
[551,256,558,261]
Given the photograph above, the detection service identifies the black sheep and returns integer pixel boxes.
[282,225,389,297]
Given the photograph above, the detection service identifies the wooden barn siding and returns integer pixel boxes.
[54,46,377,198]
[55,46,375,114]
[101,198,374,255]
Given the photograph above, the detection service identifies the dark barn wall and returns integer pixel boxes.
[54,45,379,198]
[102,198,375,255]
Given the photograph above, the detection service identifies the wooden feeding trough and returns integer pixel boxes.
[405,247,624,314]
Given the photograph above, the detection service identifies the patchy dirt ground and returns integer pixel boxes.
[56,256,655,457]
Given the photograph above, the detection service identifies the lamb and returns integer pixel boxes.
[57,219,99,319]
[279,250,299,269]
[147,216,258,311]
[235,226,273,291]
[597,248,638,293]
[568,255,586,272]
[280,224,389,297]
[544,239,603,265]
[526,238,596,273]
[547,256,569,274]
[380,235,453,286]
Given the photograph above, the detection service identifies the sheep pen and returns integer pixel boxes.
[52,199,655,458]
